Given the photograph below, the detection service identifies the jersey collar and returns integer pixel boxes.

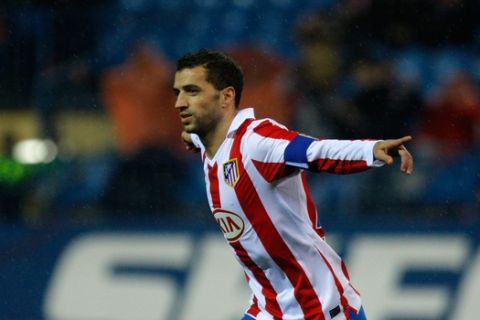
[226,108,255,138]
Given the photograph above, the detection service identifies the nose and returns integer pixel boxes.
[175,92,187,110]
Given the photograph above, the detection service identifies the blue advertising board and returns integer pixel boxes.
[1,221,479,320]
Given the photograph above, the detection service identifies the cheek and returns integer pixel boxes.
[190,101,207,119]
[193,97,218,116]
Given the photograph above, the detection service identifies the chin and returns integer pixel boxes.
[183,126,196,134]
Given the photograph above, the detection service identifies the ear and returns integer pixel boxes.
[221,86,236,108]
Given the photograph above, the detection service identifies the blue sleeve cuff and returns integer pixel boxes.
[284,134,315,169]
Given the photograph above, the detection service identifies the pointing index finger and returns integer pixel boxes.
[397,135,413,145]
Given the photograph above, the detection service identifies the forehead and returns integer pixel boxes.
[174,66,209,86]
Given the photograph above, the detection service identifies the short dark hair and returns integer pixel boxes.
[176,49,244,107]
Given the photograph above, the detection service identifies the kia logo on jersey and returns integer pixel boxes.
[213,209,245,242]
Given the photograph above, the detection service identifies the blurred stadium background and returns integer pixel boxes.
[0,0,479,319]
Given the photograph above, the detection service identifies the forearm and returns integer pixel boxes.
[307,139,383,174]
[285,135,383,174]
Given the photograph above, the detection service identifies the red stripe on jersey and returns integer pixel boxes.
[232,120,325,320]
[246,298,260,318]
[253,119,298,140]
[208,163,221,208]
[318,251,349,319]
[250,297,261,317]
[231,241,283,319]
[341,261,351,281]
[244,274,262,317]
[252,160,296,183]
[300,172,325,239]
[309,159,368,174]
[208,157,278,317]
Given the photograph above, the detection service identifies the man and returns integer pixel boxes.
[173,49,413,320]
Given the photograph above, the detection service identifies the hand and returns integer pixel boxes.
[181,131,200,153]
[373,136,414,174]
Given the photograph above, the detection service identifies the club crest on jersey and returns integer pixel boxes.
[213,209,245,242]
[223,158,239,187]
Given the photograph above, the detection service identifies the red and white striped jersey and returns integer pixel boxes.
[190,108,382,320]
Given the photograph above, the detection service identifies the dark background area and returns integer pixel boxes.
[0,0,479,228]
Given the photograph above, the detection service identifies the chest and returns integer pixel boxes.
[201,141,254,241]
[203,141,243,207]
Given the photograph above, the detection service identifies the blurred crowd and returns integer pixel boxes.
[0,0,479,227]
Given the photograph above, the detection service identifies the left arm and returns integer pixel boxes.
[182,121,414,176]
[285,134,413,175]
[286,135,381,174]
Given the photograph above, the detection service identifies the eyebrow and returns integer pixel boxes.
[186,84,201,89]
[173,84,201,93]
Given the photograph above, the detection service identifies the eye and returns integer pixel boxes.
[184,85,200,95]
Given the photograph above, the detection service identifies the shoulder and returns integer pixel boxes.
[245,118,297,141]
[237,118,298,160]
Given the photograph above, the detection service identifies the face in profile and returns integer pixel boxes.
[173,66,223,137]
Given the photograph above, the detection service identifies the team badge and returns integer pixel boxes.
[213,209,245,242]
[223,158,239,187]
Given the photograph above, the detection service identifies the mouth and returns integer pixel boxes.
[179,112,193,124]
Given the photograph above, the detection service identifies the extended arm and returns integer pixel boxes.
[285,134,413,175]
[286,135,381,174]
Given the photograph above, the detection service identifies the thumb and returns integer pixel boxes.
[373,141,394,165]
[181,131,192,143]
[377,152,394,165]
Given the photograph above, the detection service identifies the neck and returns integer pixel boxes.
[203,109,238,158]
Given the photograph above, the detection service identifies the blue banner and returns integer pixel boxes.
[1,222,479,320]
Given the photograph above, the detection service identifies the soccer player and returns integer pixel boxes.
[173,49,413,320]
